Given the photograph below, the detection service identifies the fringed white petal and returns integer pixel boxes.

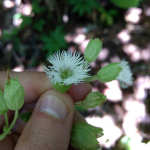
[116,60,133,88]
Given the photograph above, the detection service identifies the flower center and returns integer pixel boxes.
[59,68,73,79]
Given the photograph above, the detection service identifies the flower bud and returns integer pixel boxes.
[75,91,106,108]
[0,89,9,114]
[4,77,25,110]
[97,62,122,82]
[84,38,102,62]
[70,122,103,150]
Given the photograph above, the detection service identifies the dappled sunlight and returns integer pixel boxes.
[122,96,146,138]
[62,14,69,23]
[134,75,150,101]
[86,116,122,148]
[145,7,150,16]
[130,50,141,62]
[73,34,86,44]
[21,4,32,16]
[36,63,45,72]
[125,7,142,23]
[110,55,121,63]
[12,65,24,72]
[97,48,109,61]
[104,80,123,102]
[117,29,131,43]
[90,61,97,68]
[79,39,90,54]
[3,0,15,8]
[141,47,150,61]
[123,44,139,55]
[13,18,22,27]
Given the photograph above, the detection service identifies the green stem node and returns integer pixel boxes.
[0,110,18,141]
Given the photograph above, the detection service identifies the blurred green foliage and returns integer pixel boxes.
[0,0,143,67]
[110,0,142,9]
[98,8,118,26]
[68,0,99,16]
[40,26,67,56]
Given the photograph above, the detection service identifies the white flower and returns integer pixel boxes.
[116,60,133,88]
[45,50,90,85]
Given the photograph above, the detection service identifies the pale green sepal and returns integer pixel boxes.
[52,82,71,93]
[0,89,9,114]
[84,38,102,62]
[4,77,25,110]
[75,91,106,108]
[97,62,122,82]
[70,122,103,150]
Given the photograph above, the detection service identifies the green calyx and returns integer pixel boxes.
[75,91,106,108]
[97,62,122,82]
[4,77,25,110]
[0,89,9,115]
[84,37,102,63]
[52,82,72,93]
[59,68,73,80]
[70,122,103,150]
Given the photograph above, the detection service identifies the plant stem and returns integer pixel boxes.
[85,75,98,82]
[4,112,9,129]
[0,110,18,141]
[74,101,82,107]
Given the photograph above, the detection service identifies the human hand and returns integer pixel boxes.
[0,71,92,150]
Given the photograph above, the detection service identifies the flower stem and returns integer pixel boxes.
[84,75,98,82]
[4,112,9,129]
[74,101,82,107]
[0,110,18,141]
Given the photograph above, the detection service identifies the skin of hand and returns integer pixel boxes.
[0,71,92,150]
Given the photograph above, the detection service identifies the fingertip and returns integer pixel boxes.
[67,83,92,102]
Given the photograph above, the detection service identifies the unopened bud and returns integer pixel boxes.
[84,38,102,62]
[4,77,25,110]
[75,91,106,108]
[0,89,9,114]
[97,62,122,82]
[70,122,103,150]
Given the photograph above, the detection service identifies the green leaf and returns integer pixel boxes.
[110,0,141,9]
[18,112,32,122]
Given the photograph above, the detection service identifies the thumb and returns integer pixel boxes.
[15,89,74,150]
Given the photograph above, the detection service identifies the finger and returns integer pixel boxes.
[12,108,86,135]
[73,109,86,124]
[15,89,74,150]
[0,71,92,104]
[0,71,52,104]
[0,133,19,150]
[67,83,92,102]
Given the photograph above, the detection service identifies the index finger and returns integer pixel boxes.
[0,71,92,103]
